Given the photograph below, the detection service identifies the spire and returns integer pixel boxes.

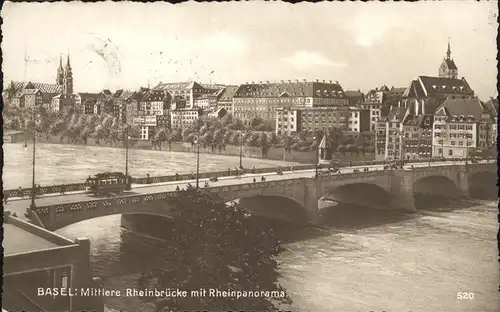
[446,38,451,60]
[66,52,72,70]
[59,53,63,68]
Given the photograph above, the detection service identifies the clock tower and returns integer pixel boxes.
[438,40,458,79]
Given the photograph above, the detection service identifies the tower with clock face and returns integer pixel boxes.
[438,40,458,79]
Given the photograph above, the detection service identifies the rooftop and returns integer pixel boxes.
[234,81,345,98]
[435,98,485,121]
[4,223,59,255]
[3,212,75,256]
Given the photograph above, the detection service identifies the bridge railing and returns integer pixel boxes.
[4,158,479,198]
[3,183,87,199]
[32,178,302,217]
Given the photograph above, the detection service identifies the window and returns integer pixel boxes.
[448,149,453,156]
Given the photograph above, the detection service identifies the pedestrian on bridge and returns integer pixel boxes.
[261,176,266,182]
[3,191,9,204]
[228,168,231,176]
[253,177,256,183]
[176,185,180,191]
[18,186,23,198]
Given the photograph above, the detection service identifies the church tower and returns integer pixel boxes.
[63,54,74,94]
[56,54,64,86]
[438,39,458,79]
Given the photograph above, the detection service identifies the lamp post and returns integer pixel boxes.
[314,136,319,177]
[195,131,200,188]
[239,130,243,169]
[464,129,469,166]
[29,107,36,210]
[125,133,131,176]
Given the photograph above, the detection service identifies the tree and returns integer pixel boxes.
[337,144,346,155]
[259,132,270,158]
[137,189,292,312]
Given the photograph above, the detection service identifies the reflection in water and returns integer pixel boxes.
[56,196,498,312]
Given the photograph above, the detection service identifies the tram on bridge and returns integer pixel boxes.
[84,172,132,196]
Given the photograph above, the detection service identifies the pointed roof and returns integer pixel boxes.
[66,53,71,69]
[10,81,62,94]
[443,59,458,70]
[434,98,485,121]
[58,54,64,71]
[446,39,452,60]
[418,76,473,97]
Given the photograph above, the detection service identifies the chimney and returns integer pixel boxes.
[259,81,262,84]
[315,79,319,82]
[329,80,332,84]
[296,79,299,83]
[303,79,306,82]
[335,80,339,84]
[266,80,270,84]
[288,80,291,83]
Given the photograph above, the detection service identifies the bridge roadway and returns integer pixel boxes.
[5,160,474,221]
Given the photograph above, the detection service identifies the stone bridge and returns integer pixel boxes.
[29,163,497,230]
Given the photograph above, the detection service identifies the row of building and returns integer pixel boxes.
[3,41,498,156]
[375,43,497,161]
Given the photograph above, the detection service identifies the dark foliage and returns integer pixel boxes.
[137,188,293,312]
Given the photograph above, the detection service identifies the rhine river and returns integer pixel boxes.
[4,143,499,312]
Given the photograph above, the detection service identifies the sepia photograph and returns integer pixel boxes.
[1,1,498,312]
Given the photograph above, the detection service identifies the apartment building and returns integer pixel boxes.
[432,98,492,158]
[234,80,349,127]
[275,106,369,136]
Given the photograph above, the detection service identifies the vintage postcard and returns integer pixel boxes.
[1,1,498,312]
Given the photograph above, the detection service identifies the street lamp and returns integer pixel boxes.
[29,107,36,210]
[313,136,319,177]
[464,129,469,166]
[195,131,200,188]
[239,130,243,169]
[125,134,131,176]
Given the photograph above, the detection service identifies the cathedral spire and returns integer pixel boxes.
[66,53,72,70]
[446,38,451,60]
[57,53,64,85]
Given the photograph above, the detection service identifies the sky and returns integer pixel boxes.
[2,1,498,99]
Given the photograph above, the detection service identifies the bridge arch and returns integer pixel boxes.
[413,175,462,197]
[32,198,179,231]
[413,175,463,209]
[321,183,391,208]
[230,195,309,224]
[468,171,498,199]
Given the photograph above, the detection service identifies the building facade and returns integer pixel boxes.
[170,109,202,130]
[234,80,349,127]
[432,98,492,159]
[378,106,410,161]
[275,106,369,136]
[483,98,498,147]
[402,114,433,160]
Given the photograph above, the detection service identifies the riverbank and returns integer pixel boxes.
[17,134,375,164]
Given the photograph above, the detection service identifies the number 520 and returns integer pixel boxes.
[457,292,475,300]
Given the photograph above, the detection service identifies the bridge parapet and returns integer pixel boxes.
[33,178,304,229]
